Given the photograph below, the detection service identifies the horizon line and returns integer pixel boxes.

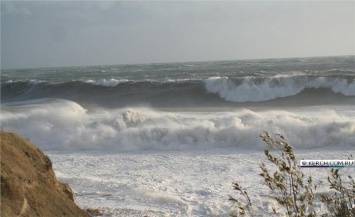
[2,54,354,71]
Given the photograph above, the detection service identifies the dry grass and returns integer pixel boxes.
[230,132,355,217]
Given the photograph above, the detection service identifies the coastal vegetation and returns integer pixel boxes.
[230,132,355,217]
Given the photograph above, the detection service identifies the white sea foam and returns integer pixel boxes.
[29,79,46,84]
[3,79,45,84]
[85,78,129,87]
[48,149,352,216]
[166,78,198,83]
[1,100,354,151]
[204,76,355,102]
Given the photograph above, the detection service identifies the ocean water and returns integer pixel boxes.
[1,56,355,216]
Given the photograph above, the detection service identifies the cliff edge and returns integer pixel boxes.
[1,131,91,217]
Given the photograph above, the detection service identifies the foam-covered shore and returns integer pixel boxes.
[48,147,354,216]
[2,130,350,216]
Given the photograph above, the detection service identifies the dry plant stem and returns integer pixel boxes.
[229,182,252,216]
[230,132,354,217]
[321,161,355,217]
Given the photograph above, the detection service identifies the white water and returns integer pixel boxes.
[1,99,355,151]
[2,99,354,216]
[48,148,354,216]
[85,78,130,87]
[204,76,355,102]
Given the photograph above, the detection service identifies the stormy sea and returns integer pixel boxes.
[1,56,354,216]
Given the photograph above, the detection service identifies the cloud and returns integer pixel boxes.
[2,1,32,16]
[1,1,354,69]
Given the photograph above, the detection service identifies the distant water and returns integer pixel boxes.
[1,56,355,151]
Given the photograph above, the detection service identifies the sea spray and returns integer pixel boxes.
[1,99,354,151]
[203,76,355,102]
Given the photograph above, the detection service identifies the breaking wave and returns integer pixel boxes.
[204,76,355,102]
[1,75,354,107]
[1,100,354,151]
[85,78,130,87]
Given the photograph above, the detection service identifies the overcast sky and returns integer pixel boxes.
[1,1,355,69]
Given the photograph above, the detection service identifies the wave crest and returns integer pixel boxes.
[204,76,355,102]
[1,101,354,151]
[85,78,130,87]
[2,75,354,106]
